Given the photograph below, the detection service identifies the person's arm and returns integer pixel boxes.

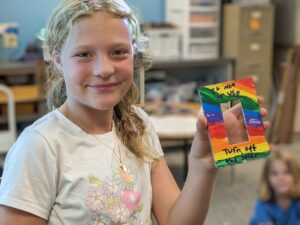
[250,200,275,225]
[0,206,46,225]
[152,97,269,225]
[151,117,217,225]
[0,129,58,224]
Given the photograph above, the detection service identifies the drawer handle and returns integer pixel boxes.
[247,63,260,68]
[250,43,261,51]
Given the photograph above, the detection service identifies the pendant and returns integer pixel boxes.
[119,163,127,172]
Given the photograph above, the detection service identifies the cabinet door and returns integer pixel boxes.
[237,40,272,72]
[239,6,274,41]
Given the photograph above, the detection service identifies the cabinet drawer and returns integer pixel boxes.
[190,27,218,39]
[166,8,186,28]
[238,41,272,69]
[191,0,217,7]
[146,28,181,60]
[190,11,218,24]
[189,43,218,54]
[240,6,274,40]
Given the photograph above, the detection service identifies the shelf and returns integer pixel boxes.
[168,6,185,12]
[184,52,219,60]
[143,58,234,108]
[143,101,200,116]
[0,85,44,104]
[190,6,219,12]
[0,61,47,128]
[0,61,36,76]
[190,2,216,7]
[150,58,234,70]
[0,112,44,124]
[189,23,218,28]
[189,37,218,44]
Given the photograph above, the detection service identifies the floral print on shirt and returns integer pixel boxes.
[85,166,152,225]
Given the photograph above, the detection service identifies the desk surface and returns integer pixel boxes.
[150,115,197,139]
[144,102,200,139]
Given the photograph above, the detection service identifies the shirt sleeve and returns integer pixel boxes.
[250,200,274,225]
[0,128,58,220]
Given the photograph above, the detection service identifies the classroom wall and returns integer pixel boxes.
[0,0,164,60]
[127,0,164,23]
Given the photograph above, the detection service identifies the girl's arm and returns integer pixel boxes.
[0,129,58,224]
[151,116,217,225]
[152,98,269,225]
[0,206,46,225]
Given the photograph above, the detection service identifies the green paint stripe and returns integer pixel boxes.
[215,151,270,168]
[198,87,259,111]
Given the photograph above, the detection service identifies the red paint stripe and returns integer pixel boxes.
[235,78,256,95]
[247,126,265,136]
[208,123,227,139]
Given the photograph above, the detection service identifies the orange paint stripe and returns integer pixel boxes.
[235,81,256,96]
[210,135,268,153]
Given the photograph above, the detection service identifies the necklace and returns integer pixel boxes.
[61,109,128,172]
[92,128,128,173]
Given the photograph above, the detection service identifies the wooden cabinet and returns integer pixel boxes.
[0,61,46,125]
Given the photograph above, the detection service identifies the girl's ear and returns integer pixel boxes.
[52,50,63,72]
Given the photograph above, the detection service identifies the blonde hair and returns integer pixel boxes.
[44,0,154,161]
[259,149,300,202]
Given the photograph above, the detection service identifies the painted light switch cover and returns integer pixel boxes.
[198,77,270,168]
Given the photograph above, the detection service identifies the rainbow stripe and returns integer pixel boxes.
[198,77,270,168]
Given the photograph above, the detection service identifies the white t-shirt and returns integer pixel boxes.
[0,106,163,225]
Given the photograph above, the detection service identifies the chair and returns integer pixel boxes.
[0,84,16,154]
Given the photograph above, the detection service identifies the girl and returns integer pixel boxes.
[250,149,300,225]
[0,0,269,224]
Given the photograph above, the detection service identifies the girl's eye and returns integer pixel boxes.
[75,52,92,58]
[112,49,129,57]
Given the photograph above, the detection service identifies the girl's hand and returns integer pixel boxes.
[190,96,270,171]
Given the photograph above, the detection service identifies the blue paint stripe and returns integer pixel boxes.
[243,109,263,126]
[203,103,223,123]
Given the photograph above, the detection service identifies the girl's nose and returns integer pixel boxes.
[92,55,115,78]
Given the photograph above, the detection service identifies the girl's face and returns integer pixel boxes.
[54,12,134,112]
[268,159,295,197]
